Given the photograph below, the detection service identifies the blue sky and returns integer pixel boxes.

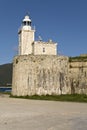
[0,0,87,64]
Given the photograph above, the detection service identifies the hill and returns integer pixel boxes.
[0,63,13,86]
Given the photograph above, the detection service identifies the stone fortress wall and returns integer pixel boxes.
[12,55,70,96]
[12,55,87,96]
[69,57,87,94]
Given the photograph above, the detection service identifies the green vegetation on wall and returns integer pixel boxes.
[69,56,87,62]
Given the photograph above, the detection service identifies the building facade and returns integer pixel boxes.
[18,15,57,55]
[18,15,35,55]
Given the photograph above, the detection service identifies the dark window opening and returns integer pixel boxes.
[43,48,45,53]
[22,21,26,26]
[22,21,31,26]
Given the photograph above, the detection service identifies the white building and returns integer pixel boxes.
[18,14,57,55]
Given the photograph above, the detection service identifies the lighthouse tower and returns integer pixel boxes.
[18,14,35,55]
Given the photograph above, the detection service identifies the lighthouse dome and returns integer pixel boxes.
[23,15,31,22]
[22,15,32,30]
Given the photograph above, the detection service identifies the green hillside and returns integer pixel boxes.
[0,63,13,86]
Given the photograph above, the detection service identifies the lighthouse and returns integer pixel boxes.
[18,14,57,56]
[18,14,35,55]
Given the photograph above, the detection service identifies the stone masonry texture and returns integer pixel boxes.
[12,55,87,96]
[69,60,87,94]
[12,55,70,96]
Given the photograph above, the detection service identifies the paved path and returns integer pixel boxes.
[0,96,87,130]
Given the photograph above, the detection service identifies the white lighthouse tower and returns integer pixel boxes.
[18,14,35,55]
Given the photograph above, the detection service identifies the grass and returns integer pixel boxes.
[10,94,87,103]
[69,56,87,62]
[0,91,11,95]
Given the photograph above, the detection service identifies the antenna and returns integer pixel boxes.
[33,25,36,30]
[38,36,42,41]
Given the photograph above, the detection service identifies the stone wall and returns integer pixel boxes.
[18,29,35,55]
[69,61,87,94]
[12,55,70,96]
[12,55,87,96]
[33,41,57,55]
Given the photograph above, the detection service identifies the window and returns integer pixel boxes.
[43,48,45,53]
[22,21,26,26]
[27,21,31,26]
